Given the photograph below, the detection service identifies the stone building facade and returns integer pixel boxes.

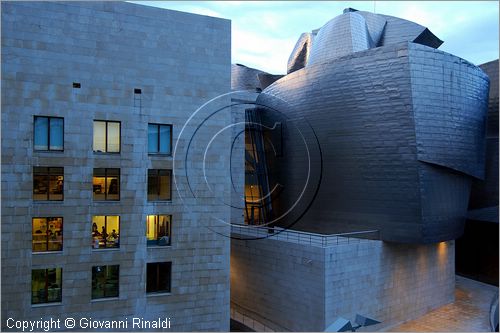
[1,2,231,331]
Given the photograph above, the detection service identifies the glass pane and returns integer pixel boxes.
[148,124,158,153]
[146,215,156,242]
[159,125,171,154]
[92,266,105,299]
[92,216,106,249]
[47,218,63,251]
[34,117,48,150]
[47,268,62,302]
[32,218,48,252]
[33,173,49,201]
[105,266,119,297]
[146,263,157,293]
[93,121,106,152]
[157,262,170,292]
[158,215,171,245]
[147,170,158,201]
[107,122,120,153]
[31,269,47,304]
[159,171,171,200]
[48,174,63,201]
[93,172,106,201]
[49,118,63,151]
[106,174,120,201]
[106,216,119,248]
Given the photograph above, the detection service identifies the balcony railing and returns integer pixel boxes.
[231,224,380,247]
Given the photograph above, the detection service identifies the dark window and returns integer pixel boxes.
[73,82,81,88]
[32,217,63,252]
[146,215,171,246]
[92,265,119,299]
[31,268,62,304]
[93,120,120,153]
[147,169,172,201]
[134,88,142,94]
[33,167,64,201]
[93,168,120,201]
[92,216,120,249]
[34,116,63,151]
[146,262,171,294]
[148,123,172,155]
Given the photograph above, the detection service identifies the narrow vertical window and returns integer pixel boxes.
[93,120,120,153]
[34,116,64,151]
[92,265,119,299]
[148,123,172,155]
[147,169,172,201]
[146,215,171,246]
[93,168,120,201]
[31,268,62,304]
[33,167,64,201]
[146,262,171,294]
[91,216,120,249]
[32,217,63,252]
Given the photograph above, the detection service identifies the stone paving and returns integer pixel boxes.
[388,275,498,332]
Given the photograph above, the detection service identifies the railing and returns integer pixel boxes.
[231,224,380,247]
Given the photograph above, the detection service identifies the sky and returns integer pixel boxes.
[132,1,499,74]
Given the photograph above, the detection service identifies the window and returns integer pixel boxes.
[93,120,120,153]
[91,265,119,299]
[33,167,64,201]
[148,123,172,155]
[93,168,120,201]
[34,116,63,151]
[146,262,171,294]
[32,268,62,304]
[146,215,171,246]
[32,217,63,252]
[92,216,120,249]
[147,169,172,201]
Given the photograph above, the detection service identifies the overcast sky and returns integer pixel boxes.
[133,1,499,74]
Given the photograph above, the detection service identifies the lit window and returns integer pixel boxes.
[147,169,172,201]
[32,268,62,304]
[32,217,63,252]
[34,116,64,151]
[93,168,120,201]
[92,216,120,249]
[146,215,171,246]
[148,123,172,155]
[33,167,63,201]
[93,120,120,153]
[146,262,171,294]
[91,265,119,299]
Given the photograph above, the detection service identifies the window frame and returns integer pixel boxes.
[93,168,120,201]
[91,215,120,249]
[93,120,121,153]
[31,268,62,305]
[146,262,171,294]
[33,167,64,201]
[146,215,172,247]
[147,169,172,202]
[91,265,119,299]
[32,217,63,253]
[148,123,173,156]
[33,116,64,152]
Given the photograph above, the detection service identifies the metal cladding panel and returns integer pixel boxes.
[308,12,371,66]
[257,42,489,243]
[377,14,442,48]
[409,43,490,180]
[231,63,265,90]
[287,32,314,74]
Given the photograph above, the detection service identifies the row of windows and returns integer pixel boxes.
[34,116,172,155]
[33,168,172,201]
[32,263,171,304]
[33,215,171,252]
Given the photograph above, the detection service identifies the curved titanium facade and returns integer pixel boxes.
[256,42,489,243]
